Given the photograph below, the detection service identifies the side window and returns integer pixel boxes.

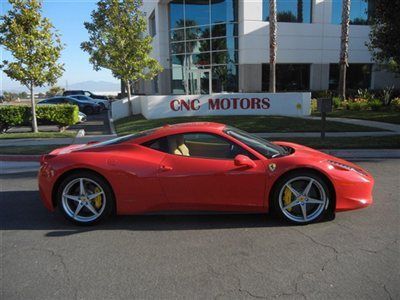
[142,137,169,153]
[171,133,254,160]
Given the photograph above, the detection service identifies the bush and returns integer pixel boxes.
[391,98,400,111]
[0,104,79,133]
[368,99,383,111]
[0,106,31,132]
[37,104,79,129]
[311,98,318,113]
[347,99,369,111]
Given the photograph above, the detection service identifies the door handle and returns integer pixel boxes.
[160,165,173,172]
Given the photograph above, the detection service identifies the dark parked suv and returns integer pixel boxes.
[63,90,109,101]
[38,96,102,115]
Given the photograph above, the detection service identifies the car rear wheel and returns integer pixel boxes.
[272,171,330,224]
[83,106,94,115]
[57,172,114,225]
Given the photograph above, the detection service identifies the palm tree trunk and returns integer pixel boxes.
[338,0,351,100]
[269,0,277,93]
[297,0,303,23]
[30,83,38,133]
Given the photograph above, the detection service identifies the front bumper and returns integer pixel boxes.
[334,172,374,211]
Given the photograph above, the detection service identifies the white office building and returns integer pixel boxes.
[138,0,399,95]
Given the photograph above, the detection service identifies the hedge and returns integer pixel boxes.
[0,104,79,132]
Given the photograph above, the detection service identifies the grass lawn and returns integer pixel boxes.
[0,131,76,139]
[313,109,400,124]
[1,135,398,155]
[115,114,383,136]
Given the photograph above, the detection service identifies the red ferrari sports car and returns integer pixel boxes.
[38,122,374,225]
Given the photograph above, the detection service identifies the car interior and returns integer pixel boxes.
[144,133,252,160]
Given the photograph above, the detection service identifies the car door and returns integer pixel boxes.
[156,133,267,210]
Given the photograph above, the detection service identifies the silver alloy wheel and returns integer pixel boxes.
[278,176,328,223]
[61,178,106,223]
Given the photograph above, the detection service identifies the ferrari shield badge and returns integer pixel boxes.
[268,163,276,172]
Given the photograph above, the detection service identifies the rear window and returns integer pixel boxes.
[84,129,158,149]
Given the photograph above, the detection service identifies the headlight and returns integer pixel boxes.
[327,160,368,176]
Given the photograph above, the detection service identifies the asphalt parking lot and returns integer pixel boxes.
[1,159,399,299]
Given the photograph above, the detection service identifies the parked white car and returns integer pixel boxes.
[70,95,110,110]
[78,112,87,123]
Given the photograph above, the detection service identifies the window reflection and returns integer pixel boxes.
[331,0,375,25]
[169,0,239,94]
[263,0,313,23]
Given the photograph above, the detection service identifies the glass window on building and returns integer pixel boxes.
[328,64,372,90]
[331,0,375,25]
[169,0,239,95]
[263,0,313,23]
[149,10,156,37]
[262,64,311,91]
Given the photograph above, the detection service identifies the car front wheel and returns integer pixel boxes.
[272,171,331,224]
[57,172,114,225]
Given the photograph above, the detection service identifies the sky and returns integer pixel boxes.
[1,0,119,92]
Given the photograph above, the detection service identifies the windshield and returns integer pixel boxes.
[224,126,287,158]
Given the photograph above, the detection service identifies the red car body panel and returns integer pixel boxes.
[38,122,374,215]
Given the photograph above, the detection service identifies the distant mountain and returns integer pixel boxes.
[67,81,120,92]
[2,80,121,94]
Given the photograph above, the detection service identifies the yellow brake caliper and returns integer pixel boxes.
[283,187,293,212]
[93,187,102,209]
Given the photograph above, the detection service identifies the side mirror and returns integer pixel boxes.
[234,155,256,168]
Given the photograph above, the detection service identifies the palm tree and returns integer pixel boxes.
[338,0,351,100]
[269,0,277,93]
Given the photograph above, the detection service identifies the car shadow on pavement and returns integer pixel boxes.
[0,190,303,236]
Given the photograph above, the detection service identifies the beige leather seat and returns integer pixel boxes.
[168,135,190,156]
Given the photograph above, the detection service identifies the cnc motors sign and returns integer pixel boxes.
[141,93,311,120]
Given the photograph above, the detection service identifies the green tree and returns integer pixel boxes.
[367,0,400,75]
[81,0,163,115]
[46,85,64,97]
[0,0,64,132]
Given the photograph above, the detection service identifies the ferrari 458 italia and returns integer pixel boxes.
[38,122,374,225]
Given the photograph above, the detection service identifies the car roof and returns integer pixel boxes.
[135,122,226,142]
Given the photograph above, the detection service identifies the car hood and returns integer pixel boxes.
[274,141,365,170]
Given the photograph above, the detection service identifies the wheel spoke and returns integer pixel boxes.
[303,179,314,196]
[300,203,307,221]
[87,191,104,200]
[307,197,324,205]
[283,200,300,210]
[63,194,80,202]
[74,202,84,217]
[86,202,99,216]
[285,183,300,198]
[79,178,86,196]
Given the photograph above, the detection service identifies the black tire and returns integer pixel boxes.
[83,106,94,115]
[271,171,332,225]
[56,171,115,225]
[99,103,106,110]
